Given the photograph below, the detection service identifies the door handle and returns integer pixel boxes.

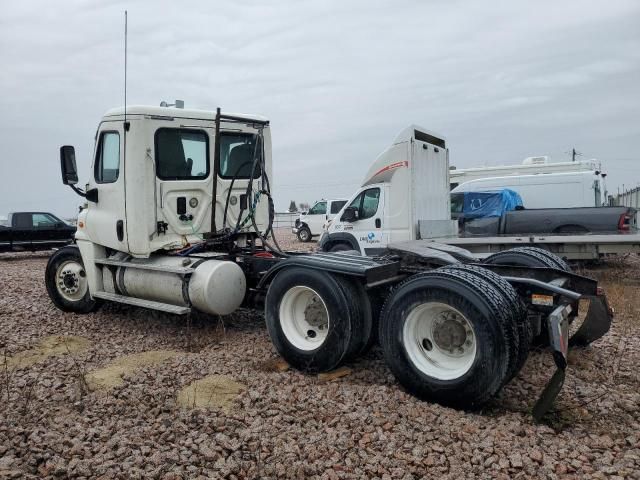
[116,220,124,242]
[375,218,381,228]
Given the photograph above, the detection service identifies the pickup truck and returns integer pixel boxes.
[452,191,636,236]
[0,212,76,252]
[292,198,348,242]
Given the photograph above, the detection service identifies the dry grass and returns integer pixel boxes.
[176,374,245,411]
[85,350,181,390]
[6,335,90,369]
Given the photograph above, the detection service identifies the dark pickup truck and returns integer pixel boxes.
[452,191,637,236]
[0,212,76,252]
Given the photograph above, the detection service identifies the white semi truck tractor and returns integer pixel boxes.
[46,105,613,419]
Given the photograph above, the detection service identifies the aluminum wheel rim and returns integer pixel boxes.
[403,302,476,380]
[279,286,329,351]
[55,260,88,302]
[300,230,310,241]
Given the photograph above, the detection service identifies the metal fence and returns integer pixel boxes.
[614,186,640,209]
[273,212,298,229]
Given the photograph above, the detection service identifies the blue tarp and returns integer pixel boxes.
[461,189,523,219]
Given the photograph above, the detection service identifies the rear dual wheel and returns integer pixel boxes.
[484,247,571,272]
[440,264,530,380]
[265,268,372,373]
[378,267,520,409]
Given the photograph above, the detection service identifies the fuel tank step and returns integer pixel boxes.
[92,291,191,315]
[94,258,193,275]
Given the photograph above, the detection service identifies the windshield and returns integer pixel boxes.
[450,193,464,214]
[308,202,327,215]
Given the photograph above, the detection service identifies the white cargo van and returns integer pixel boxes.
[452,171,603,208]
[292,199,347,242]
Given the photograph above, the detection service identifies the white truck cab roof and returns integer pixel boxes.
[102,105,269,123]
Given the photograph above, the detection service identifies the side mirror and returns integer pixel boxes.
[340,206,359,222]
[60,146,78,185]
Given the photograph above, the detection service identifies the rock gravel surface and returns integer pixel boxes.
[0,244,639,479]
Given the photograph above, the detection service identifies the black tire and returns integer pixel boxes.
[378,270,514,409]
[329,243,353,253]
[297,227,312,243]
[483,247,561,269]
[514,247,571,272]
[440,264,530,380]
[265,268,352,373]
[45,246,101,313]
[335,276,372,361]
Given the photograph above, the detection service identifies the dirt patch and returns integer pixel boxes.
[6,335,90,369]
[86,350,180,390]
[177,375,245,411]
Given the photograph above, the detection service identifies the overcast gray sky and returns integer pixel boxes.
[1,0,639,217]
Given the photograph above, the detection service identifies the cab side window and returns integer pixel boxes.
[32,213,58,227]
[155,129,209,180]
[361,189,380,219]
[330,201,347,214]
[347,188,380,220]
[95,132,121,184]
[218,133,261,179]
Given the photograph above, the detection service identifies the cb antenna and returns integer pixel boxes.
[123,11,128,166]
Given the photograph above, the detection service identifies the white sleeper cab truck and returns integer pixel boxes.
[292,199,347,242]
[320,126,457,255]
[46,105,613,419]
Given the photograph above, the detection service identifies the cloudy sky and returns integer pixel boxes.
[1,0,639,217]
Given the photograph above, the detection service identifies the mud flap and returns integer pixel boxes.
[532,304,570,421]
[569,294,613,347]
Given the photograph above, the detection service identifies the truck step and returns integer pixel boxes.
[92,291,191,315]
[94,258,193,275]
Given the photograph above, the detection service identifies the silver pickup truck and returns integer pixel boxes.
[452,193,636,236]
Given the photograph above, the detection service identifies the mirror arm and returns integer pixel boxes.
[69,184,87,198]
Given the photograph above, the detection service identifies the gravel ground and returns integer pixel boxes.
[0,236,639,479]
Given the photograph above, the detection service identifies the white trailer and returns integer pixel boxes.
[452,170,604,208]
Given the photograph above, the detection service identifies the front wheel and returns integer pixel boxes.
[45,246,100,313]
[296,227,312,242]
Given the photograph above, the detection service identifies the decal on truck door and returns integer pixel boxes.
[360,232,381,244]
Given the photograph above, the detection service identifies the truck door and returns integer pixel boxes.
[10,213,33,250]
[349,187,386,255]
[85,124,128,251]
[305,201,327,236]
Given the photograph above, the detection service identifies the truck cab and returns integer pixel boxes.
[292,198,347,242]
[320,126,456,254]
